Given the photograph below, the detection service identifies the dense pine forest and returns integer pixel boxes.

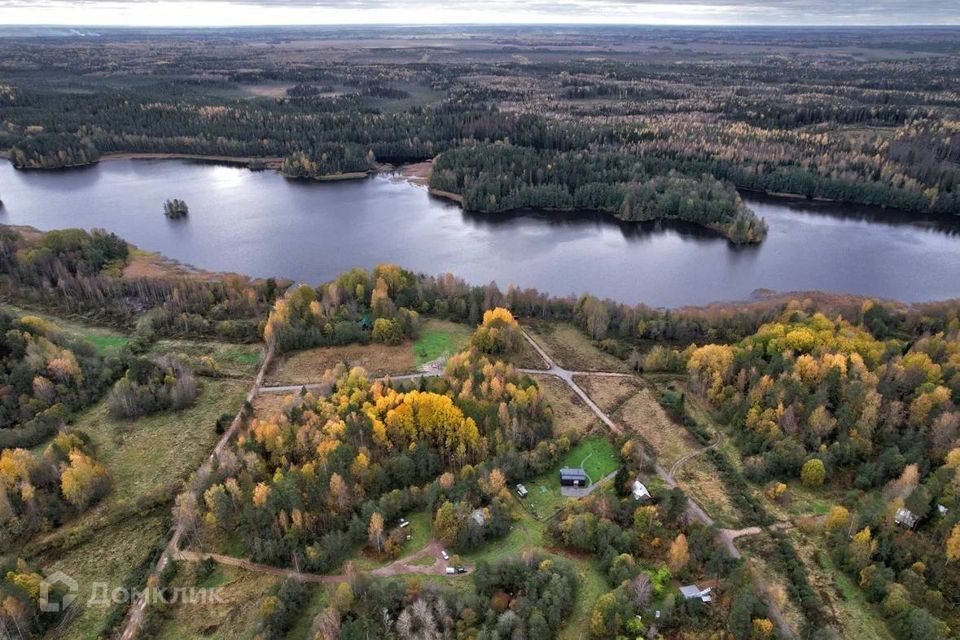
[1,26,958,241]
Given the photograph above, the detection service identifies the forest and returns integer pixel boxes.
[5,219,960,636]
[1,26,958,239]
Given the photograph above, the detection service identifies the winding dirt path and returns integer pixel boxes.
[175,539,469,584]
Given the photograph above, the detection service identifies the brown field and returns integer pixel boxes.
[737,534,806,636]
[122,246,284,286]
[35,512,170,640]
[613,387,699,467]
[675,456,741,528]
[524,321,629,372]
[266,342,417,384]
[153,563,282,640]
[738,532,894,640]
[252,391,289,419]
[533,374,601,438]
[574,374,642,413]
[505,335,549,370]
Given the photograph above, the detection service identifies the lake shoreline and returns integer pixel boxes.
[3,157,959,308]
[1,151,941,222]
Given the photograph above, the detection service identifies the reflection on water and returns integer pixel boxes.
[1,159,959,307]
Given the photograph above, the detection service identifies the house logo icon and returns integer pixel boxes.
[39,571,78,613]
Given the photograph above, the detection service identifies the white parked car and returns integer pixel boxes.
[445,566,455,575]
[441,550,450,560]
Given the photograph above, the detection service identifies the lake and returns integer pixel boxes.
[2,159,960,308]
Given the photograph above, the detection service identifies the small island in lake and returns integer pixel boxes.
[163,198,189,219]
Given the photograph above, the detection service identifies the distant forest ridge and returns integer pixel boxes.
[0,26,957,239]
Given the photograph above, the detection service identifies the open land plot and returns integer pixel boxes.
[153,563,282,640]
[675,455,741,529]
[149,339,262,378]
[251,391,289,419]
[351,510,433,572]
[33,512,170,640]
[503,333,549,370]
[265,342,417,384]
[523,321,629,372]
[413,318,472,368]
[736,533,806,637]
[533,374,601,438]
[575,374,643,414]
[790,532,894,640]
[70,378,248,513]
[614,386,700,468]
[1,302,129,355]
[522,469,570,523]
[460,492,607,640]
[557,554,609,640]
[736,530,893,640]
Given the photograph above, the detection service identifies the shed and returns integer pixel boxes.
[632,480,651,501]
[895,507,918,529]
[560,467,588,487]
[516,484,529,498]
[679,585,712,603]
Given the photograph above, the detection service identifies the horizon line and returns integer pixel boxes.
[4,22,959,28]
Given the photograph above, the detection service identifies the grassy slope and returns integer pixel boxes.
[23,377,248,638]
[1,302,130,355]
[37,513,170,640]
[414,318,472,368]
[73,378,247,509]
[153,563,281,640]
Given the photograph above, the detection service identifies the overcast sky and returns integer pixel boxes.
[1,1,956,27]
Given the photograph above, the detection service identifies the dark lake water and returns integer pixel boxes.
[2,159,960,308]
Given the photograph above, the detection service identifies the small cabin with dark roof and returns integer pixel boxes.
[560,467,588,487]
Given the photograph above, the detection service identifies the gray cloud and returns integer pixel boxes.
[1,0,958,25]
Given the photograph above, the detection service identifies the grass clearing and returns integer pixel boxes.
[615,387,698,468]
[533,374,600,438]
[464,501,547,565]
[791,533,894,640]
[524,321,628,372]
[153,563,281,640]
[71,378,248,513]
[352,510,432,571]
[266,342,416,384]
[523,469,569,522]
[503,335,549,370]
[34,512,169,640]
[559,557,608,640]
[562,436,619,483]
[150,339,262,378]
[414,319,472,368]
[575,374,643,413]
[1,302,129,355]
[675,457,741,528]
